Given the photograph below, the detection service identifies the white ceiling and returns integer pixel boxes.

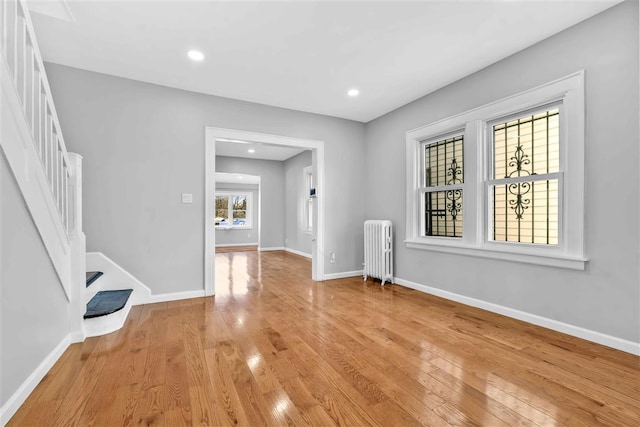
[216,139,306,161]
[30,0,620,123]
[216,172,260,185]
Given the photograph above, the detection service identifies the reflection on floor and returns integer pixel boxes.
[9,250,640,426]
[215,244,258,253]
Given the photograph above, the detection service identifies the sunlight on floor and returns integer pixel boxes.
[215,251,251,297]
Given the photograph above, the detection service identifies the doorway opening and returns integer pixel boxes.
[204,127,325,296]
[215,172,260,253]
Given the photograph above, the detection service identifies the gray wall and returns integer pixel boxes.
[365,1,639,343]
[284,151,313,255]
[0,151,70,408]
[47,64,366,294]
[43,2,638,343]
[216,156,286,248]
[214,182,259,246]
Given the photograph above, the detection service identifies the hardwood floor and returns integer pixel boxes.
[9,251,640,426]
[215,245,258,254]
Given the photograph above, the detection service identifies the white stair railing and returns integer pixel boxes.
[1,0,82,303]
[1,0,72,233]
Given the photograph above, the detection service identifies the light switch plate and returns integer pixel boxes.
[181,193,193,204]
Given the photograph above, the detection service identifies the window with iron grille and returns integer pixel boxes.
[405,72,586,270]
[489,106,560,245]
[421,135,464,238]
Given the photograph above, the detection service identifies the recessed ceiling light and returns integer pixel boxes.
[187,50,204,61]
[347,88,360,97]
[248,149,256,153]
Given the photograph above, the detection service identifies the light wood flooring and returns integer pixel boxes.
[9,250,640,426]
[215,245,258,254]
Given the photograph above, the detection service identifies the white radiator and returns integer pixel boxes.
[363,220,393,286]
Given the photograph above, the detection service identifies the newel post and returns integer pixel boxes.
[67,152,87,342]
[68,153,83,236]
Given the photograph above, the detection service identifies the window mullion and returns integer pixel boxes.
[489,171,563,186]
[406,72,585,269]
[421,183,464,193]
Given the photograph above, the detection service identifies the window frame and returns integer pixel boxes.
[303,165,313,234]
[215,191,254,229]
[419,131,466,240]
[405,71,586,270]
[485,102,563,249]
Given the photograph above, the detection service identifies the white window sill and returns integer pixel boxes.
[405,240,587,270]
[216,226,254,230]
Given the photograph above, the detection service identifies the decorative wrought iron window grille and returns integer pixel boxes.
[406,72,585,269]
[421,135,464,238]
[489,107,561,245]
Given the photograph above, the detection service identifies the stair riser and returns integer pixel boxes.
[83,299,132,338]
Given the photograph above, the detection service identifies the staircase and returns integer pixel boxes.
[82,271,138,337]
[85,271,103,288]
[0,2,147,423]
[1,0,146,338]
[83,270,134,336]
[83,271,133,337]
[83,252,151,337]
[85,272,132,318]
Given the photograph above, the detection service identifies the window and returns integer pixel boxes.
[215,192,253,228]
[489,107,560,245]
[421,134,464,238]
[405,72,586,269]
[303,166,313,233]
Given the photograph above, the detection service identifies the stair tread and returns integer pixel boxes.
[84,289,133,319]
[86,271,104,288]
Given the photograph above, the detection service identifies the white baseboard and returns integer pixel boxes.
[215,243,258,248]
[323,270,363,280]
[394,277,640,356]
[68,331,85,344]
[0,334,71,425]
[258,246,285,252]
[284,247,312,259]
[147,290,206,304]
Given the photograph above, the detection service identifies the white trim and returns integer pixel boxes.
[323,270,363,280]
[215,243,259,248]
[68,331,85,343]
[147,290,206,304]
[83,300,133,338]
[406,71,584,137]
[405,240,586,270]
[258,246,286,252]
[214,190,254,229]
[285,247,312,259]
[0,335,71,426]
[1,57,72,299]
[405,71,586,269]
[215,172,260,185]
[206,127,326,297]
[303,165,313,233]
[394,277,640,356]
[86,252,151,306]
